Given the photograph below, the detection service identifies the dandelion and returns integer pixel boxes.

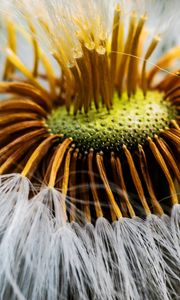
[0,0,179,299]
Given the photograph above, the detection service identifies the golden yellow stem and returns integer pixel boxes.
[154,135,180,183]
[123,144,151,215]
[3,18,16,80]
[0,112,38,125]
[148,137,178,205]
[115,19,124,85]
[115,156,136,218]
[69,63,83,115]
[96,153,122,219]
[22,134,59,178]
[138,144,164,215]
[110,4,121,90]
[40,52,57,99]
[48,138,73,188]
[0,120,44,144]
[85,42,100,109]
[88,150,103,218]
[61,148,73,195]
[58,147,73,221]
[127,14,147,96]
[27,20,39,77]
[117,11,137,95]
[141,35,160,96]
[75,51,92,114]
[96,46,111,109]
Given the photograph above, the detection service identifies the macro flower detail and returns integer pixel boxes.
[0,0,179,299]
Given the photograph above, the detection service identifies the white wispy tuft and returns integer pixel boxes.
[0,174,179,299]
[0,174,31,241]
[171,204,180,256]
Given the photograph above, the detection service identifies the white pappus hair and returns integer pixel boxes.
[0,174,180,299]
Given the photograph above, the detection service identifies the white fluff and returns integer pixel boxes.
[171,204,180,256]
[46,224,99,300]
[0,174,31,299]
[147,214,180,297]
[0,174,31,242]
[0,187,58,299]
[0,175,179,300]
[114,217,171,300]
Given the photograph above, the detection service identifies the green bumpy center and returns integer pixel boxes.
[47,90,177,152]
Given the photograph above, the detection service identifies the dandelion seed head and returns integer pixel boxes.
[0,0,179,222]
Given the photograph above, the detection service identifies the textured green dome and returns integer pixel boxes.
[47,90,177,152]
